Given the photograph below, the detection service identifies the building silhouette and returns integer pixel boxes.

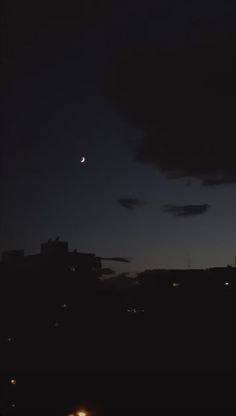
[0,238,102,284]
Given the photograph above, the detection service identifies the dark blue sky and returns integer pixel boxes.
[2,0,236,274]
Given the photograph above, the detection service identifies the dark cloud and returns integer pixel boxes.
[101,268,116,275]
[162,204,210,217]
[106,32,236,185]
[118,198,146,211]
[101,257,132,263]
[115,272,131,278]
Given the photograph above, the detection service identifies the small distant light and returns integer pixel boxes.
[62,303,67,308]
[10,378,16,385]
[7,337,12,342]
[11,403,16,408]
[127,307,141,313]
[225,282,230,286]
[54,322,59,327]
[172,282,180,287]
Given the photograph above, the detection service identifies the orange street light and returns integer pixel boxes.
[10,378,17,385]
[76,411,87,416]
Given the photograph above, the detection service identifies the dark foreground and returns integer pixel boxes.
[1,276,236,415]
[1,371,236,416]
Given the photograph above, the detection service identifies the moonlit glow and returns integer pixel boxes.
[80,156,86,163]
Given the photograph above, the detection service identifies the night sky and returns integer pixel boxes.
[2,0,236,274]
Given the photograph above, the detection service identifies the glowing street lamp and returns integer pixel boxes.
[77,412,87,416]
[10,378,17,385]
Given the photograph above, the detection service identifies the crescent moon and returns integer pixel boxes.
[80,156,86,163]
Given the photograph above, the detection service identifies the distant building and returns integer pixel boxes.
[137,267,236,292]
[41,239,68,256]
[2,250,25,265]
[0,239,102,282]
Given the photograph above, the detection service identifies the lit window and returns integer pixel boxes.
[127,307,139,313]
